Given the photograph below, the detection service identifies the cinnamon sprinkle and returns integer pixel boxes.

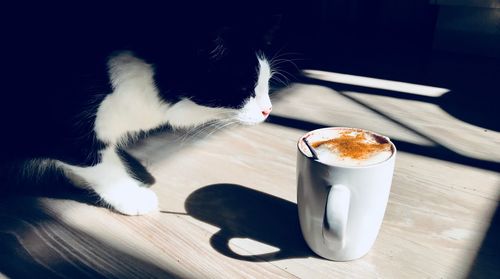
[311,130,391,160]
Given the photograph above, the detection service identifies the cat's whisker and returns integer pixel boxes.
[270,58,296,67]
[272,63,296,78]
[269,58,297,79]
[190,121,235,141]
[177,123,208,143]
[270,49,301,64]
[272,70,291,84]
[202,120,239,139]
[182,111,231,131]
[271,78,287,88]
[179,119,233,143]
[270,56,302,69]
[269,55,302,79]
[277,65,298,77]
[270,73,289,87]
[271,46,286,59]
[179,122,217,143]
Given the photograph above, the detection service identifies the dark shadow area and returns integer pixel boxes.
[277,1,499,132]
[0,198,181,278]
[185,184,314,261]
[424,53,500,132]
[467,202,500,278]
[0,123,209,212]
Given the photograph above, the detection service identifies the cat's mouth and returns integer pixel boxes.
[235,97,271,125]
[235,110,270,126]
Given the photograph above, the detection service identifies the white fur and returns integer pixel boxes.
[63,52,273,215]
[255,56,272,99]
[95,53,171,144]
[236,56,272,124]
[63,148,158,215]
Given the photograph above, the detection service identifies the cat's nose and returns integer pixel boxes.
[261,106,272,117]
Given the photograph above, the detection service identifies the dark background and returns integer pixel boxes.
[1,0,498,131]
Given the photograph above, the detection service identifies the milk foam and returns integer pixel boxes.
[310,129,393,167]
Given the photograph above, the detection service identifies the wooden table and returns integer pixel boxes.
[1,74,499,278]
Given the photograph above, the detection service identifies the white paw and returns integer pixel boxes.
[100,183,159,216]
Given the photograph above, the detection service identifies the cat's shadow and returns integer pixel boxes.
[184,183,315,261]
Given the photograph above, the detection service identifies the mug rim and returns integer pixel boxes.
[297,127,397,169]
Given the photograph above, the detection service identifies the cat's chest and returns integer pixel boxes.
[94,83,171,144]
[93,53,171,144]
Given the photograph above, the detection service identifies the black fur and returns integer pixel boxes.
[116,148,156,186]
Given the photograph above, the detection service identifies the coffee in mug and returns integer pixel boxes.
[297,127,396,261]
[309,128,393,167]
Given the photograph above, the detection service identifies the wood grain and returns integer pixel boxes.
[1,79,499,279]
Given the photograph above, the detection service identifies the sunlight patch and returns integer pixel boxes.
[303,69,449,97]
[228,237,280,256]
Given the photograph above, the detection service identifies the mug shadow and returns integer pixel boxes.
[184,183,316,261]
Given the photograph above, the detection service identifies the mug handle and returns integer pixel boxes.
[323,184,350,249]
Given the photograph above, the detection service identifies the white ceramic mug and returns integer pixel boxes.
[296,127,396,261]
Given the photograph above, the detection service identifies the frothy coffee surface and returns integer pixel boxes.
[311,129,392,166]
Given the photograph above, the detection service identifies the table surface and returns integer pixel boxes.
[1,73,499,279]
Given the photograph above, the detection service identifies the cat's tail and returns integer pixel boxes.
[0,158,72,197]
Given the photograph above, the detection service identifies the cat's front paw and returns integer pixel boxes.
[100,184,159,216]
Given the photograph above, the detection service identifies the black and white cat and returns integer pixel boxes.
[63,50,272,215]
[1,5,282,215]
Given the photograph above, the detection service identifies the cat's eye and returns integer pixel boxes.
[241,87,249,92]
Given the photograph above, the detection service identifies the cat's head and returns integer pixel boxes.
[184,18,281,125]
[236,54,273,125]
[191,51,273,125]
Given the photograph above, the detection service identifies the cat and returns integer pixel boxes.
[63,50,272,215]
[0,6,282,215]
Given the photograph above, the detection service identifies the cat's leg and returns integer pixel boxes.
[62,146,158,215]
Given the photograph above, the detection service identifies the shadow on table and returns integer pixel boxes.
[185,183,315,261]
[467,202,500,279]
[0,196,181,279]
